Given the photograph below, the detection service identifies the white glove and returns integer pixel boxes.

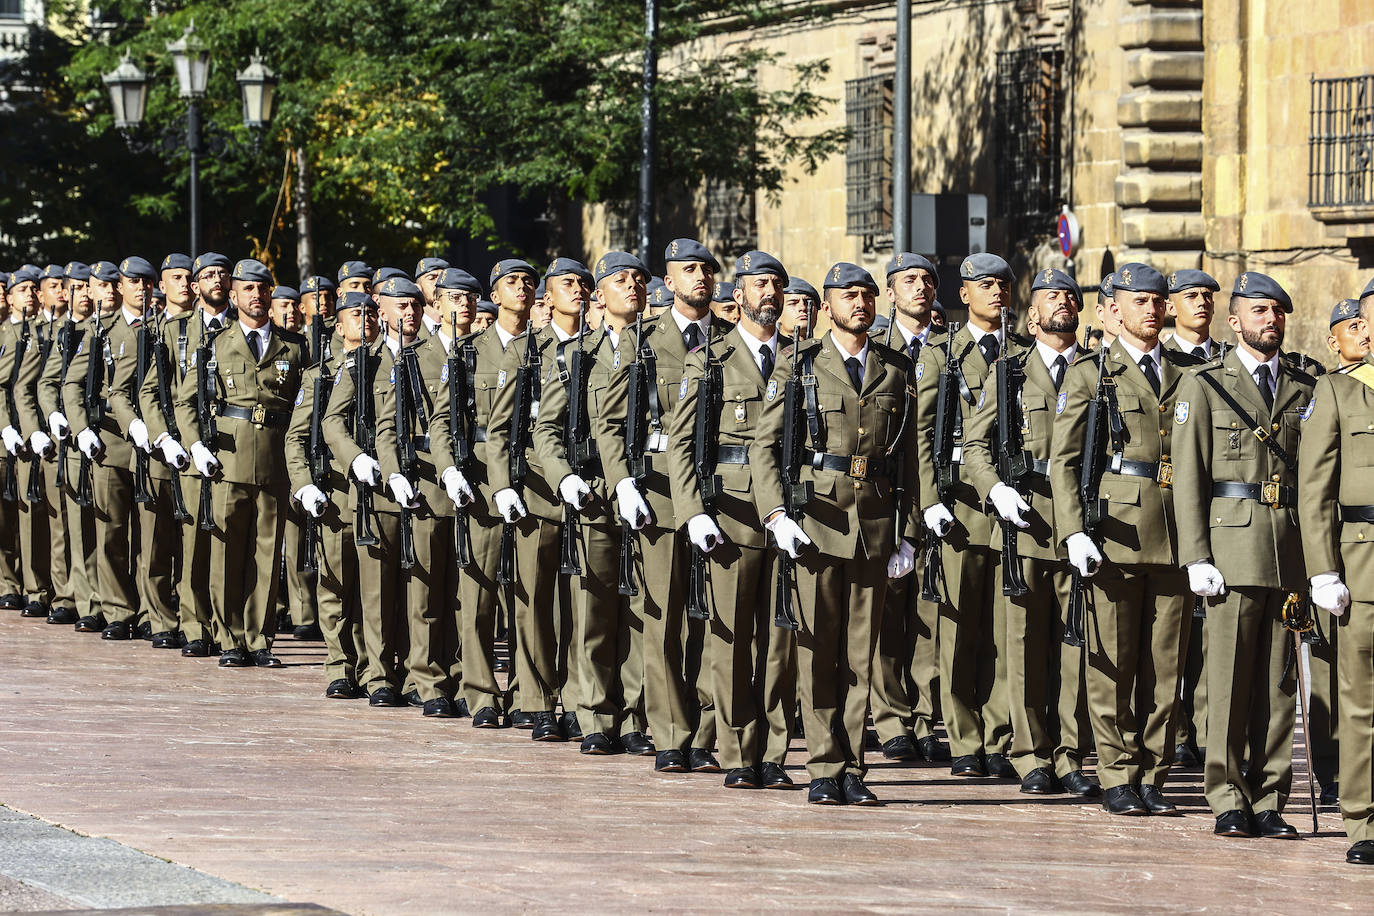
[923,503,955,537]
[159,438,190,470]
[77,428,102,459]
[1311,571,1351,617]
[887,539,916,579]
[2,426,24,455]
[686,513,724,553]
[350,454,381,486]
[766,513,812,559]
[387,473,419,509]
[493,487,527,522]
[295,484,328,518]
[48,412,69,440]
[558,474,592,510]
[441,465,474,508]
[988,483,1031,528]
[614,477,652,530]
[1186,561,1226,598]
[128,418,150,452]
[28,430,53,459]
[1066,532,1103,578]
[190,441,220,478]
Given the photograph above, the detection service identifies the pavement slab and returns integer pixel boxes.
[0,612,1369,914]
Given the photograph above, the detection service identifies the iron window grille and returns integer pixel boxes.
[845,74,892,238]
[1309,74,1374,209]
[705,180,756,257]
[994,46,1064,243]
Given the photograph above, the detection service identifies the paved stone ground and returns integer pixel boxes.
[0,611,1370,914]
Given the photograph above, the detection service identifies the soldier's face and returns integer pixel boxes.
[1096,296,1122,336]
[823,286,876,334]
[118,276,149,311]
[271,298,304,332]
[1227,297,1285,356]
[40,277,67,312]
[596,269,646,323]
[888,268,936,320]
[231,279,270,321]
[383,295,422,339]
[88,278,116,313]
[1031,288,1079,335]
[471,312,494,332]
[1329,318,1370,365]
[197,268,228,308]
[418,270,441,309]
[160,268,192,309]
[10,281,37,317]
[67,281,92,320]
[491,272,534,317]
[439,289,475,335]
[712,300,740,323]
[1112,290,1165,345]
[530,297,552,329]
[960,277,1009,326]
[339,277,370,295]
[734,273,782,328]
[586,298,605,329]
[665,261,715,311]
[546,275,589,322]
[1168,287,1214,335]
[338,307,366,346]
[780,294,814,337]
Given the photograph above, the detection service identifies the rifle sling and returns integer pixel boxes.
[1196,369,1297,472]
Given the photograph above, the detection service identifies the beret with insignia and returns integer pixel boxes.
[160,253,193,273]
[663,238,720,272]
[823,261,878,293]
[118,256,157,281]
[734,250,788,284]
[1331,299,1362,329]
[711,280,734,304]
[885,252,939,286]
[544,257,592,284]
[1098,272,1115,301]
[436,268,482,294]
[373,266,408,286]
[489,258,538,286]
[1166,268,1219,295]
[337,260,372,283]
[301,275,336,294]
[959,252,1014,283]
[378,276,422,299]
[1112,262,1167,297]
[336,291,376,313]
[6,266,38,290]
[1230,271,1292,313]
[415,257,450,278]
[1031,267,1079,296]
[231,258,273,284]
[592,251,648,284]
[64,262,91,282]
[648,278,669,306]
[90,261,120,283]
[192,252,231,279]
[784,277,819,303]
[41,264,65,281]
[271,286,300,302]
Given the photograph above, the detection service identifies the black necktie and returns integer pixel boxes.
[1192,345,1207,360]
[1256,364,1274,410]
[683,323,701,351]
[1139,355,1160,395]
[979,335,999,366]
[1051,355,1067,392]
[908,338,921,364]
[249,330,262,360]
[845,356,863,392]
[759,344,773,380]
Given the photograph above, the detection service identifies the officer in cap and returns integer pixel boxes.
[1328,299,1370,371]
[710,280,739,324]
[414,257,450,336]
[0,266,49,619]
[780,277,818,341]
[301,275,338,365]
[1050,261,1204,816]
[337,260,373,296]
[0,271,27,613]
[472,298,497,333]
[159,254,195,320]
[270,286,304,334]
[1096,273,1120,347]
[646,278,671,317]
[1165,269,1221,360]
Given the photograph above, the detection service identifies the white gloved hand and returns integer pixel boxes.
[558,474,592,510]
[686,513,725,553]
[128,418,150,452]
[295,484,328,518]
[614,477,652,530]
[387,473,419,509]
[988,483,1031,529]
[190,441,220,478]
[923,503,955,537]
[766,513,812,559]
[1066,532,1103,578]
[77,428,102,459]
[159,438,190,471]
[350,454,381,486]
[887,539,917,579]
[28,430,53,459]
[441,465,474,508]
[1186,561,1226,597]
[48,412,69,440]
[1311,571,1351,617]
[2,426,25,455]
[493,487,528,523]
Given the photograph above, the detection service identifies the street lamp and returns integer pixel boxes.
[101,53,148,131]
[166,21,210,98]
[235,49,277,134]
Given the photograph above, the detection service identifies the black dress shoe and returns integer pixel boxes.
[881,735,919,761]
[326,679,362,699]
[46,606,78,625]
[841,773,881,806]
[508,709,534,729]
[761,762,795,789]
[151,631,182,649]
[472,706,502,728]
[724,766,761,789]
[403,689,424,708]
[218,648,251,668]
[369,687,402,707]
[1347,840,1374,864]
[74,614,105,633]
[655,749,688,773]
[101,621,131,640]
[951,754,986,777]
[275,610,292,632]
[1254,810,1299,838]
[689,748,721,773]
[21,601,47,618]
[580,733,617,755]
[807,777,845,805]
[423,697,458,718]
[134,621,153,640]
[0,593,24,610]
[985,753,1017,779]
[251,649,282,668]
[1214,809,1255,837]
[1138,785,1179,816]
[1020,767,1060,794]
[292,623,323,640]
[1174,742,1202,769]
[454,697,471,717]
[181,639,211,658]
[531,711,565,741]
[620,732,656,757]
[1060,770,1102,798]
[559,710,582,740]
[917,736,952,762]
[1321,783,1340,808]
[1102,785,1148,816]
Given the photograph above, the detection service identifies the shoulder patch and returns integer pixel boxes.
[914,363,924,381]
[613,349,621,370]
[679,376,689,401]
[440,363,449,384]
[1055,391,1067,414]
[1300,399,1314,421]
[766,378,778,401]
[118,341,125,357]
[497,368,507,388]
[976,389,986,410]
[1175,401,1189,424]
[295,388,304,407]
[335,366,345,384]
[389,365,396,385]
[189,349,196,367]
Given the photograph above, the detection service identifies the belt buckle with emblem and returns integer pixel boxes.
[1156,458,1173,488]
[848,455,869,479]
[1261,480,1281,507]
[251,403,266,428]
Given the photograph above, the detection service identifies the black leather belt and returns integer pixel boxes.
[473,426,487,443]
[1212,481,1295,508]
[804,450,891,480]
[1109,454,1173,487]
[716,445,749,465]
[1340,505,1374,523]
[217,403,290,428]
[413,435,430,453]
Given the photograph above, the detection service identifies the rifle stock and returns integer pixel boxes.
[773,327,809,631]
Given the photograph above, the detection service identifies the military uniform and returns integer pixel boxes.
[7,314,53,616]
[16,308,63,618]
[0,316,29,604]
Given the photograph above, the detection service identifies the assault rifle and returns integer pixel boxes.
[4,318,31,503]
[351,344,380,548]
[618,313,649,596]
[686,324,720,621]
[1064,326,1116,648]
[447,312,474,568]
[301,364,333,573]
[76,315,110,509]
[773,327,810,630]
[132,302,153,505]
[920,321,965,603]
[54,318,74,490]
[24,313,50,506]
[558,306,591,576]
[993,311,1030,596]
[193,319,219,530]
[395,339,418,570]
[150,312,190,522]
[498,321,539,586]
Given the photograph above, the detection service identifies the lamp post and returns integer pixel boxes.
[101,22,277,256]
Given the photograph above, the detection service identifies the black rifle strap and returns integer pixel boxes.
[800,346,822,448]
[952,339,976,406]
[7,320,29,413]
[177,318,189,377]
[400,346,429,431]
[639,325,663,434]
[1196,369,1297,471]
